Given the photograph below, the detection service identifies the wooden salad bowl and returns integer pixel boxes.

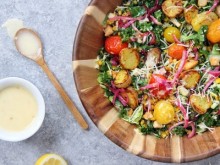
[72,0,220,163]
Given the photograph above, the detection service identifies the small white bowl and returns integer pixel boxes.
[0,77,45,142]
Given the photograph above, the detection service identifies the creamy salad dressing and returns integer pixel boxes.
[2,19,24,38]
[0,86,38,132]
[15,31,42,58]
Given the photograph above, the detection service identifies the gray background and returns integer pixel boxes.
[0,0,219,165]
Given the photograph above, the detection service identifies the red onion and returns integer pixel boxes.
[176,100,189,128]
[188,122,196,138]
[148,0,161,15]
[140,83,159,90]
[143,31,156,45]
[203,77,216,92]
[193,47,199,61]
[122,20,136,28]
[172,34,183,44]
[147,99,152,112]
[208,71,220,77]
[109,16,135,21]
[149,15,162,25]
[169,121,185,132]
[110,57,119,66]
[118,95,128,106]
[208,0,220,13]
[172,50,188,84]
[132,23,142,34]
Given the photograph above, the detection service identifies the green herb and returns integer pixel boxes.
[119,27,135,42]
[181,25,208,45]
[172,126,187,137]
[97,72,112,84]
[129,6,146,17]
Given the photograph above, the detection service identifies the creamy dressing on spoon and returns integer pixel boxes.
[0,86,38,132]
[15,31,42,58]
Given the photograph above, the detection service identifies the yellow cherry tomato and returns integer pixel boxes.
[153,100,175,125]
[164,27,181,43]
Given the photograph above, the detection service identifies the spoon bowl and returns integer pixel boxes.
[15,28,43,61]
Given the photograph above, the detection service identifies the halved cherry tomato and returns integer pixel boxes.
[149,74,170,99]
[105,36,128,55]
[168,43,186,60]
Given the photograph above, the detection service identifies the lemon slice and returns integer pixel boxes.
[35,153,68,165]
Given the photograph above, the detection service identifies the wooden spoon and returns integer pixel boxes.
[14,28,89,130]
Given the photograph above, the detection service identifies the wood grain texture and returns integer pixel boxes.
[36,58,88,129]
[72,0,220,162]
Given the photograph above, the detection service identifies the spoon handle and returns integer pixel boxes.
[37,57,89,130]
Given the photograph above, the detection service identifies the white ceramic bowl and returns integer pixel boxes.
[0,77,45,142]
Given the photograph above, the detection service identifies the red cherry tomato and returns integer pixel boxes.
[149,74,170,98]
[105,36,128,55]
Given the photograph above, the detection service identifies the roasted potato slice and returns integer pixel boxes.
[183,60,198,70]
[114,70,132,88]
[180,70,201,89]
[190,94,212,114]
[145,48,161,68]
[162,0,183,18]
[198,0,208,7]
[119,48,140,70]
[191,12,218,31]
[121,87,138,109]
[184,6,198,24]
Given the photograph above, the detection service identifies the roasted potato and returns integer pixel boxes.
[104,25,113,37]
[180,70,201,89]
[183,60,198,70]
[119,48,140,70]
[190,94,212,114]
[191,12,218,31]
[114,70,132,88]
[184,6,198,24]
[145,48,161,68]
[198,0,208,7]
[121,87,138,109]
[162,0,183,18]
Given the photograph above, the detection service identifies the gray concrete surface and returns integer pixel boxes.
[0,0,219,165]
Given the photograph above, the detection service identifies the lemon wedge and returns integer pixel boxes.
[35,153,68,165]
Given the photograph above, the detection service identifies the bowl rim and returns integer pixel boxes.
[0,77,45,142]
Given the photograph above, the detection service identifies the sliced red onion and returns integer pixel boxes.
[110,57,119,66]
[172,50,188,84]
[147,99,152,112]
[203,77,216,92]
[169,121,185,132]
[109,16,134,21]
[148,0,161,15]
[149,32,156,45]
[176,100,189,128]
[208,71,220,77]
[111,81,116,89]
[188,122,196,138]
[208,0,220,13]
[118,95,128,106]
[132,23,142,34]
[172,34,183,44]
[153,75,172,91]
[149,15,162,25]
[122,20,136,28]
[140,83,159,90]
[193,47,199,61]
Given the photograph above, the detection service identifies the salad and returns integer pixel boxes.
[96,0,220,138]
